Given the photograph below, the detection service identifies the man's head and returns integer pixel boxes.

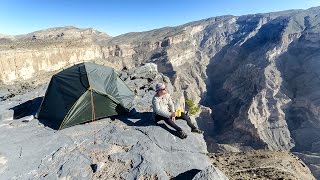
[156,83,166,96]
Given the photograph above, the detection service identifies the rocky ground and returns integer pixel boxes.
[0,63,228,180]
[209,150,315,180]
[0,63,317,179]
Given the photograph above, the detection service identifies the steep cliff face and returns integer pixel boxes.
[1,7,320,155]
[0,43,102,83]
[203,15,296,150]
[202,7,320,152]
[0,27,108,83]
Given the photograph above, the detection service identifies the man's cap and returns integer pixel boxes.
[155,83,166,92]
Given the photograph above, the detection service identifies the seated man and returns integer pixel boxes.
[152,83,203,139]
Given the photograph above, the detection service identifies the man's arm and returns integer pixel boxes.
[167,94,175,112]
[152,96,171,118]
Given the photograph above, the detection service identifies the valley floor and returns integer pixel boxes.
[208,150,315,180]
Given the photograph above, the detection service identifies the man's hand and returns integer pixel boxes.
[171,112,177,118]
[171,117,176,121]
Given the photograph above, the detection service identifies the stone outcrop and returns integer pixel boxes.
[0,114,211,179]
[0,64,221,179]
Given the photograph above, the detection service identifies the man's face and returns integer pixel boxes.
[158,88,167,96]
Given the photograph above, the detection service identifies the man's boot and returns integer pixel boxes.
[177,130,188,139]
[191,128,203,134]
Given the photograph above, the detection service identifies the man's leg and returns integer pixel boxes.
[179,112,197,129]
[178,112,203,133]
[155,115,183,132]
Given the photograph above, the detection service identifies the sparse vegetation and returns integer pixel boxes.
[186,99,200,116]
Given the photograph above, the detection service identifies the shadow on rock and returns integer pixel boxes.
[171,169,201,180]
[10,97,43,119]
[14,101,183,139]
[113,108,182,139]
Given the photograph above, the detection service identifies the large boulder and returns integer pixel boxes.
[0,109,212,179]
[0,63,226,179]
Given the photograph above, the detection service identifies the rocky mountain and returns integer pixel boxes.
[0,63,314,179]
[0,6,320,179]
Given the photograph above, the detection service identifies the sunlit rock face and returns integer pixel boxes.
[0,44,103,83]
[202,8,320,152]
[0,27,108,84]
[1,7,320,154]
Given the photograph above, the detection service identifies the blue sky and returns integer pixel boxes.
[1,0,320,36]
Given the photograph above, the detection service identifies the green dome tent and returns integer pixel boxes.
[36,62,135,129]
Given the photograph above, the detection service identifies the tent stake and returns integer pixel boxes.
[19,147,22,158]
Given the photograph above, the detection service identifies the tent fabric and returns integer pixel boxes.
[85,63,134,110]
[60,90,127,129]
[37,77,69,124]
[36,62,135,129]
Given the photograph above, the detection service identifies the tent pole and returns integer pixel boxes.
[90,87,97,145]
[89,87,98,173]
